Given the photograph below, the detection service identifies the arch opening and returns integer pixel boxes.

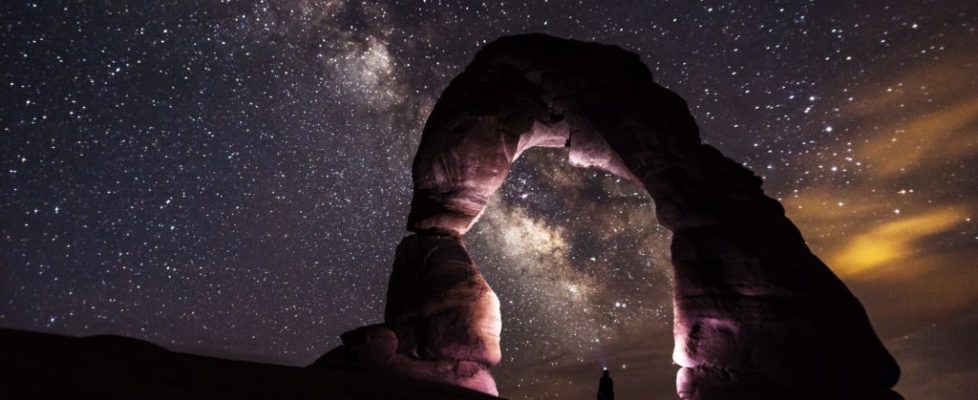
[464,145,674,395]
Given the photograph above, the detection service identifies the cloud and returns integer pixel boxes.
[828,207,968,276]
[783,48,978,280]
[840,52,978,178]
[857,96,978,177]
[888,307,978,400]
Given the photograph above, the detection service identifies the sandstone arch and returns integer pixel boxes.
[340,34,900,399]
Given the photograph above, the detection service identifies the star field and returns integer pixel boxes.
[2,1,977,399]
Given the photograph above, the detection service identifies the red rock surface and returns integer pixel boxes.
[313,234,503,395]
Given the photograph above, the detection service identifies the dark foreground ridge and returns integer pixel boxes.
[0,328,502,400]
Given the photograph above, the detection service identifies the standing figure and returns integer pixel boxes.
[598,369,615,400]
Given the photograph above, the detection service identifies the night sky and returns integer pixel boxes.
[2,1,977,399]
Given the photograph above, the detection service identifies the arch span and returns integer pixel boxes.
[381,34,900,399]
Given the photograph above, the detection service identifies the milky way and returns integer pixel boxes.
[2,1,977,399]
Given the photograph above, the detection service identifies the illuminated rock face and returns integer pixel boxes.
[312,236,501,396]
[389,34,901,399]
[384,233,502,395]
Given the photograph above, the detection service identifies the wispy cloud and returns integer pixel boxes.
[857,96,978,177]
[828,206,968,275]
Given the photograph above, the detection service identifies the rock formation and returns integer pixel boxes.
[313,234,502,395]
[321,34,901,399]
[384,234,502,395]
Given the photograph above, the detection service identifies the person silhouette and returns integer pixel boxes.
[597,368,615,400]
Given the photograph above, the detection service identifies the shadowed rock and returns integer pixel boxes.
[310,324,398,371]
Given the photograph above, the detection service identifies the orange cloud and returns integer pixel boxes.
[857,96,978,177]
[828,207,967,276]
[828,50,978,178]
[781,51,978,281]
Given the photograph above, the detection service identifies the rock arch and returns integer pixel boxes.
[337,34,900,399]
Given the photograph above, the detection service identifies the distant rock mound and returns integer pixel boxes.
[0,328,502,400]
